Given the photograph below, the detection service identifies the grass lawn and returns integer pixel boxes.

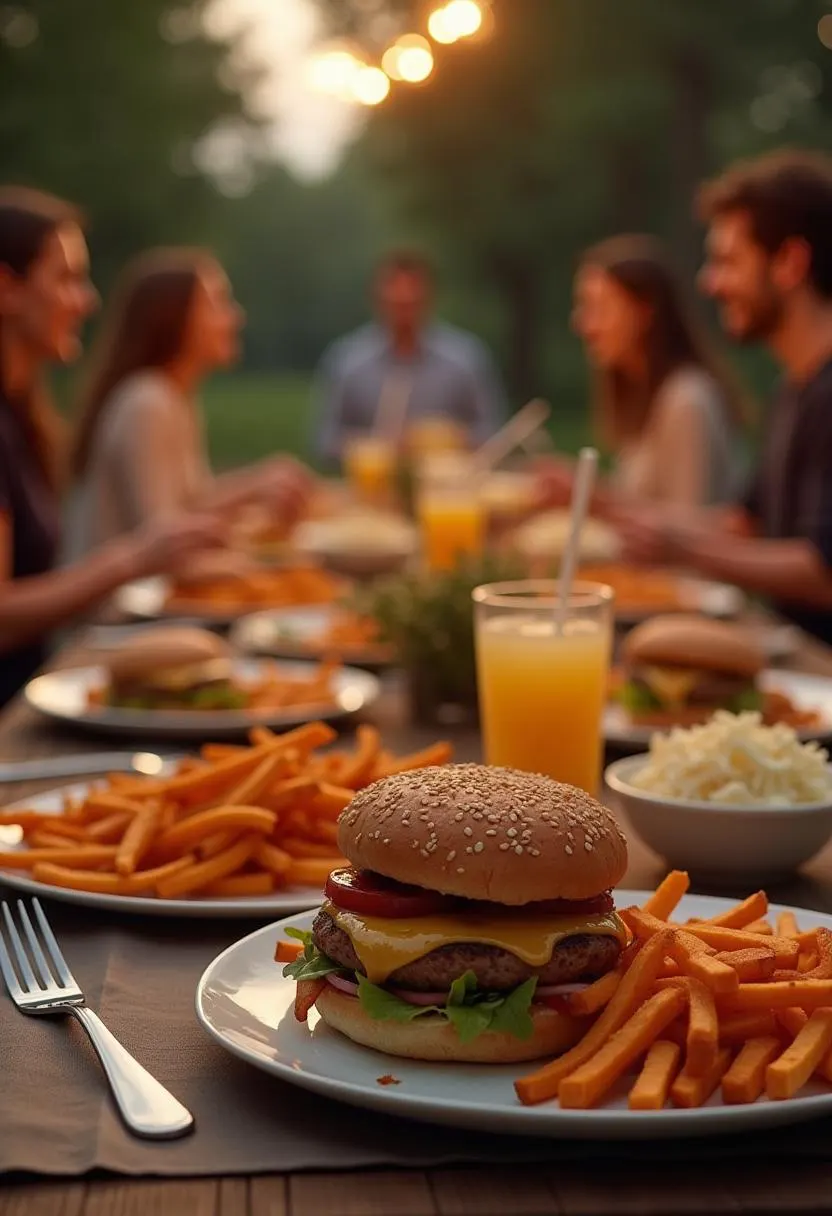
[202,371,592,470]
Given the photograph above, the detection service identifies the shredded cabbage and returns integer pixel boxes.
[631,712,832,806]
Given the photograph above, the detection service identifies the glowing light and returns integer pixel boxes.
[352,65,391,106]
[428,1,483,44]
[308,48,363,99]
[398,45,434,83]
[819,15,832,50]
[383,33,433,82]
[445,0,483,38]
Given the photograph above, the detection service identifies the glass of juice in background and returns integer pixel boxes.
[473,580,614,794]
[343,435,397,508]
[417,456,485,572]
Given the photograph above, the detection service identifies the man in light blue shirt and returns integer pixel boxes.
[313,252,505,464]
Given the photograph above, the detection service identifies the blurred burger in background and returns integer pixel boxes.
[103,627,245,711]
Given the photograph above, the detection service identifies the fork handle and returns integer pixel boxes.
[69,1006,194,1139]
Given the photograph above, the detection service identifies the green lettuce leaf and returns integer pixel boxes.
[616,681,662,712]
[357,976,441,1022]
[727,687,764,714]
[281,929,343,982]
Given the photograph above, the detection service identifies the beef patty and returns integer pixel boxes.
[312,910,622,992]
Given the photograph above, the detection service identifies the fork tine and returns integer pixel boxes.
[31,898,75,987]
[16,902,55,988]
[1,903,39,992]
[0,908,25,1000]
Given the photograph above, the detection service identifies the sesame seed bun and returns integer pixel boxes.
[337,764,628,905]
[622,615,763,678]
[107,627,231,684]
[315,984,590,1062]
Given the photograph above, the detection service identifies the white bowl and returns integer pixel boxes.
[605,754,832,882]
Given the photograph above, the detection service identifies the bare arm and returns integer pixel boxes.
[651,380,710,508]
[670,526,832,607]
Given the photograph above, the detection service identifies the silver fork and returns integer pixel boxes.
[0,898,194,1139]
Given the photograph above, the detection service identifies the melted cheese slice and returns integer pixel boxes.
[641,666,698,708]
[325,901,628,984]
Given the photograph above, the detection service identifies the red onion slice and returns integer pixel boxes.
[535,982,590,998]
[326,974,360,996]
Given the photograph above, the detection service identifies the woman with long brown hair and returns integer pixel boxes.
[0,187,222,707]
[69,248,310,556]
[537,234,747,512]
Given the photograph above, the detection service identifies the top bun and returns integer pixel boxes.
[338,764,627,905]
[107,627,230,682]
[622,615,763,679]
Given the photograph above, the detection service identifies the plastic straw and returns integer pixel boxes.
[555,447,599,634]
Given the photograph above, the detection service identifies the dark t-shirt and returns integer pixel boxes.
[0,395,61,708]
[744,358,832,644]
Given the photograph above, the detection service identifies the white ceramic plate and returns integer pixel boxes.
[24,659,380,741]
[0,782,325,918]
[114,576,351,627]
[604,669,832,749]
[196,891,832,1139]
[231,608,394,670]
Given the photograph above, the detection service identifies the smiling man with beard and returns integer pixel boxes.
[615,149,832,645]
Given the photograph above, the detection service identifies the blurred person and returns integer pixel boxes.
[314,251,505,464]
[616,150,832,643]
[69,248,312,556]
[536,235,746,512]
[0,188,222,708]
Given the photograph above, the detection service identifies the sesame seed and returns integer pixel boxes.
[457,867,465,874]
[383,837,390,845]
[565,845,574,855]
[529,848,541,857]
[486,829,497,837]
[474,841,484,854]
[466,846,473,854]
[411,840,419,849]
[420,849,429,858]
[499,842,510,851]
[506,828,517,838]
[463,826,473,837]
[514,845,524,855]
[446,850,457,861]
[455,812,464,821]
[584,840,593,852]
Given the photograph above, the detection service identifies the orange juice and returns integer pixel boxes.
[474,590,613,794]
[419,493,484,572]
[343,437,396,506]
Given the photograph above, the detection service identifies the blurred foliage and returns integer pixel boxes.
[316,0,832,405]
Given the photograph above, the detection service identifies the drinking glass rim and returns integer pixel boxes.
[472,579,614,609]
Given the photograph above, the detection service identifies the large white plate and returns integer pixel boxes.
[196,892,832,1139]
[231,607,395,670]
[24,659,380,741]
[604,669,832,749]
[0,782,325,918]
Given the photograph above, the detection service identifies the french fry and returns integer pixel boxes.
[776,1007,809,1038]
[799,951,820,973]
[224,750,288,808]
[254,839,293,876]
[670,1048,732,1109]
[722,1037,781,1105]
[705,891,768,930]
[567,969,621,1016]
[559,988,686,1109]
[744,919,774,935]
[0,810,52,830]
[85,812,133,844]
[261,777,317,813]
[658,976,719,1078]
[285,857,345,888]
[515,929,674,1105]
[682,925,799,966]
[155,806,276,856]
[666,930,738,995]
[374,741,453,779]
[200,744,247,762]
[0,845,117,869]
[713,948,777,984]
[115,802,161,876]
[642,870,689,920]
[275,939,304,963]
[774,928,832,981]
[203,872,274,898]
[777,911,800,938]
[336,724,381,789]
[280,836,343,860]
[721,980,832,1012]
[155,835,259,899]
[308,784,355,820]
[32,818,89,842]
[78,793,146,821]
[718,1011,778,1045]
[628,1040,681,1111]
[29,830,82,849]
[32,855,194,895]
[766,1010,832,1099]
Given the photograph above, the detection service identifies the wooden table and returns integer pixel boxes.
[5,634,832,1215]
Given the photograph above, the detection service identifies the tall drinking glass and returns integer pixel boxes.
[473,580,614,794]
[343,435,397,508]
[417,457,485,573]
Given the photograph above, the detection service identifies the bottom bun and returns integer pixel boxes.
[628,705,720,729]
[315,987,591,1063]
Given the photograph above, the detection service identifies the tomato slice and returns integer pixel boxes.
[325,868,616,921]
[325,868,457,918]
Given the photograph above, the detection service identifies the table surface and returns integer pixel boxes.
[5,629,832,1216]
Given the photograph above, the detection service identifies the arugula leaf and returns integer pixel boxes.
[281,929,343,982]
[357,976,441,1022]
[728,687,764,713]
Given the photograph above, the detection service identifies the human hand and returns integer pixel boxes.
[129,511,226,577]
[609,504,675,565]
[257,457,315,526]
[532,456,576,509]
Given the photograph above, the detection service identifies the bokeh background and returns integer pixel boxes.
[2,0,830,468]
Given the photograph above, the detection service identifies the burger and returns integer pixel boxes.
[282,764,628,1063]
[617,615,764,727]
[104,627,246,711]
